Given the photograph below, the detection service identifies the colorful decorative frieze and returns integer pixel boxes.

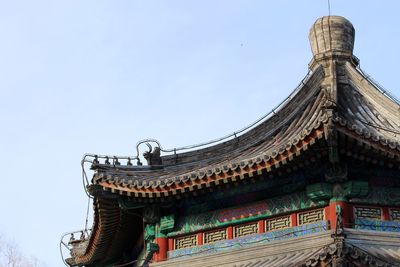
[306,181,369,202]
[175,234,198,249]
[204,229,227,244]
[354,207,381,220]
[306,183,332,200]
[354,219,400,232]
[233,223,258,238]
[189,173,308,209]
[168,221,329,259]
[342,181,369,198]
[390,209,400,221]
[350,187,400,206]
[298,209,324,225]
[266,216,291,231]
[168,192,326,237]
[144,224,155,241]
[219,202,268,222]
[160,215,175,233]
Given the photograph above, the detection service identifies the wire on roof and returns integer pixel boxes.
[137,66,399,155]
[136,69,314,155]
[356,66,400,105]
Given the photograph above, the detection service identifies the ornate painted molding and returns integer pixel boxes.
[144,224,155,241]
[354,219,400,232]
[160,215,175,233]
[168,192,327,236]
[306,181,369,202]
[168,221,329,259]
[350,186,400,206]
[306,183,333,200]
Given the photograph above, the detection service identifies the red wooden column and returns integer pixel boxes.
[227,226,233,239]
[153,223,168,262]
[382,207,390,220]
[197,232,203,246]
[153,236,168,262]
[327,200,350,230]
[168,238,174,251]
[290,213,297,227]
[258,220,265,234]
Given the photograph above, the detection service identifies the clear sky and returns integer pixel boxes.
[1,1,399,266]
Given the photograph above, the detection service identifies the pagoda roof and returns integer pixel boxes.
[65,15,400,267]
[91,65,329,198]
[90,51,400,199]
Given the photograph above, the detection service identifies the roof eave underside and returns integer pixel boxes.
[66,198,140,266]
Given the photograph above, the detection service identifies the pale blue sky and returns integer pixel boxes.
[1,1,399,266]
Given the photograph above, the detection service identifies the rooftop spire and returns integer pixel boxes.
[309,16,356,68]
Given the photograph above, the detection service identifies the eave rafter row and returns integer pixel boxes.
[96,124,326,198]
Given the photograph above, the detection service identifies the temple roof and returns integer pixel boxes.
[91,66,328,198]
[88,16,400,199]
[65,16,400,266]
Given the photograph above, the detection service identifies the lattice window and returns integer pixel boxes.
[390,209,400,221]
[354,206,381,220]
[174,234,197,249]
[203,229,227,244]
[266,216,291,231]
[233,222,258,238]
[298,209,324,225]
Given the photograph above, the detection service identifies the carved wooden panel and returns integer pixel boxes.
[354,206,381,220]
[390,209,400,221]
[266,216,291,231]
[203,229,227,244]
[298,209,324,225]
[233,222,258,238]
[174,234,197,249]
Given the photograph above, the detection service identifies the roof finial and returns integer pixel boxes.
[309,16,355,64]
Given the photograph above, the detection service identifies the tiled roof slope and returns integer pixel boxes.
[66,198,142,266]
[87,16,400,198]
[92,66,330,197]
[91,60,400,198]
[334,63,400,149]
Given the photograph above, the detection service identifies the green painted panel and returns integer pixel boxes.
[160,215,174,232]
[168,192,327,237]
[350,186,400,206]
[343,180,369,198]
[144,224,155,241]
[306,183,332,200]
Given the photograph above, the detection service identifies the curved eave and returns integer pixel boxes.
[336,63,400,150]
[91,66,332,198]
[66,198,141,266]
[90,59,400,199]
[159,66,326,167]
[95,123,326,198]
[334,116,400,153]
[66,198,113,266]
